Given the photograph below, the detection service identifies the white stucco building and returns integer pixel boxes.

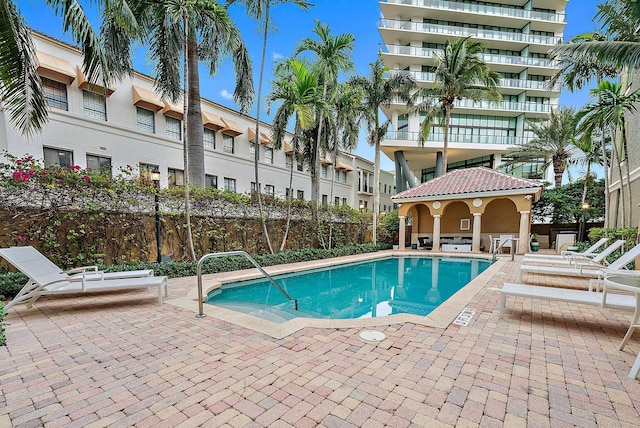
[0,32,395,213]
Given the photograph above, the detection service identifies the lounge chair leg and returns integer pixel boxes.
[630,353,640,380]
[618,294,640,351]
[499,293,506,318]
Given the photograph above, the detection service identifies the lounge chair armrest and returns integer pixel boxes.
[65,265,99,274]
[602,270,640,278]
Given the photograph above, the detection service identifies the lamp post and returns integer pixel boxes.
[580,201,590,242]
[151,169,162,264]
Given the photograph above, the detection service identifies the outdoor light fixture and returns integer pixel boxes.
[151,169,161,184]
[581,202,590,210]
[359,203,365,211]
[580,201,590,242]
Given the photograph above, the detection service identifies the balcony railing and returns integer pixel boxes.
[382,19,562,45]
[385,130,530,145]
[393,96,553,113]
[394,70,560,92]
[385,0,565,23]
[382,44,559,69]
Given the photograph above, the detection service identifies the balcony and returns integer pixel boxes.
[381,19,562,46]
[394,96,553,114]
[384,0,565,23]
[383,44,559,69]
[358,186,374,195]
[384,130,530,146]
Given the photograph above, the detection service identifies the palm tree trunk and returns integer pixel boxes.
[552,157,564,188]
[621,124,633,227]
[373,132,381,245]
[600,126,610,227]
[280,161,296,251]
[610,127,626,227]
[183,28,197,261]
[328,144,338,249]
[442,104,451,175]
[253,3,274,254]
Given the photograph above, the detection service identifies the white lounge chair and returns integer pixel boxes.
[1,247,167,310]
[522,239,625,267]
[517,241,639,283]
[523,237,609,260]
[498,282,635,318]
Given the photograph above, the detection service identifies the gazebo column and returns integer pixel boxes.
[518,211,530,254]
[433,215,441,252]
[398,216,406,250]
[472,213,482,253]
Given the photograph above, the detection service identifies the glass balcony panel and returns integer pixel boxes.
[385,0,565,23]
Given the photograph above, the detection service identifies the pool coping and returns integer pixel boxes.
[168,250,508,339]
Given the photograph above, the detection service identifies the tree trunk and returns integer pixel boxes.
[253,4,274,254]
[441,104,451,176]
[610,126,626,227]
[552,156,564,188]
[187,35,204,188]
[280,160,295,251]
[600,126,610,227]
[373,131,381,245]
[621,124,633,227]
[183,28,197,261]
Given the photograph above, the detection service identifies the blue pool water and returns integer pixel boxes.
[206,256,491,322]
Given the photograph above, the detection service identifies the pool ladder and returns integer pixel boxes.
[492,239,516,263]
[196,250,299,318]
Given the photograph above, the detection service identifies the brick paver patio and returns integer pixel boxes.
[1,252,640,427]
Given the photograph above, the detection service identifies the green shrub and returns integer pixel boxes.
[0,244,389,300]
[0,300,8,346]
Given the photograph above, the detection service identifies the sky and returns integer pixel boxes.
[19,0,603,172]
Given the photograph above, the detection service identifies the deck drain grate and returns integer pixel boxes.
[359,330,386,343]
[452,307,476,326]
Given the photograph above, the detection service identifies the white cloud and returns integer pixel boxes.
[272,52,284,61]
[220,89,233,100]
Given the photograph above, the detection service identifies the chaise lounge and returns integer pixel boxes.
[1,246,168,310]
[521,239,625,267]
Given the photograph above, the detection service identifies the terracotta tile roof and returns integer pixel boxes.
[393,167,542,200]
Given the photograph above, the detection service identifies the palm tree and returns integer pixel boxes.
[503,107,579,188]
[410,37,501,176]
[229,0,310,254]
[549,31,619,227]
[574,131,608,210]
[267,59,325,250]
[349,56,416,245]
[549,0,640,71]
[1,0,137,136]
[294,21,355,209]
[576,80,640,227]
[326,82,365,247]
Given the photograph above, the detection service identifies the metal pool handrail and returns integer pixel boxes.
[196,250,299,318]
[492,239,516,262]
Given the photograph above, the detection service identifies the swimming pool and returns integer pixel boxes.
[205,256,491,323]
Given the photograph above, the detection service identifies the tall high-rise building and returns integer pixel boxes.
[378,0,567,191]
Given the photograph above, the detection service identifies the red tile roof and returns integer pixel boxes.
[393,167,542,200]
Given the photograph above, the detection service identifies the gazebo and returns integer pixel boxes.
[392,167,544,254]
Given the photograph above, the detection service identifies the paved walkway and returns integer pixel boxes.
[1,252,640,427]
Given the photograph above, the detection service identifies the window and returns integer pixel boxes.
[136,107,155,133]
[223,134,234,153]
[286,154,293,169]
[321,165,328,178]
[286,188,291,199]
[250,182,258,193]
[168,168,184,187]
[249,143,257,159]
[297,190,304,200]
[43,147,73,168]
[83,90,106,121]
[322,194,328,205]
[206,174,218,189]
[296,159,303,171]
[203,128,216,149]
[384,184,387,194]
[42,77,67,110]
[86,154,111,175]
[335,197,340,205]
[342,198,347,205]
[224,177,236,192]
[264,184,275,197]
[139,163,159,183]
[264,148,273,164]
[342,171,347,183]
[166,117,181,140]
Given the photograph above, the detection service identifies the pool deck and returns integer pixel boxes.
[2,250,640,427]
